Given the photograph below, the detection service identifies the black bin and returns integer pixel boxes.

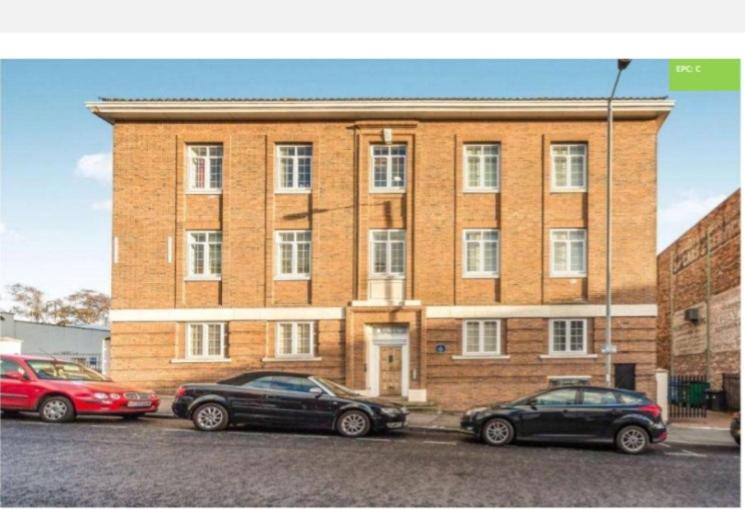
[706,390,727,412]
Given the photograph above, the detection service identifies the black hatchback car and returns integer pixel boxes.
[461,386,667,454]
[172,371,408,437]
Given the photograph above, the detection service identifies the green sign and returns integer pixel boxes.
[669,59,740,91]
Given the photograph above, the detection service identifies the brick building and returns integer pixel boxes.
[657,189,740,391]
[88,97,672,409]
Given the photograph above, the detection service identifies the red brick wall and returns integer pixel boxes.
[657,190,740,389]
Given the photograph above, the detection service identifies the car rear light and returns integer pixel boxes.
[175,386,186,397]
[640,403,661,419]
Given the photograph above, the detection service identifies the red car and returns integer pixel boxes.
[0,354,159,422]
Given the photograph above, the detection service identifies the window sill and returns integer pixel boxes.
[550,188,587,194]
[184,277,222,282]
[452,354,510,360]
[462,274,500,279]
[463,188,500,194]
[275,189,312,195]
[368,275,406,281]
[539,354,598,360]
[171,358,231,364]
[351,300,422,307]
[274,275,311,281]
[369,189,406,194]
[262,356,322,363]
[185,190,223,195]
[549,274,587,279]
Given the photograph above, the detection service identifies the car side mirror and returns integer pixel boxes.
[309,387,324,398]
[3,371,26,381]
[528,399,538,409]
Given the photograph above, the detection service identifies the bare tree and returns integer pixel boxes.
[44,298,77,326]
[66,289,111,325]
[6,284,47,322]
[4,284,111,326]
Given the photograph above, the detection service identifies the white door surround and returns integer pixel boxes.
[365,324,409,398]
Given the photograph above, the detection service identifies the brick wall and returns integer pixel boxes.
[109,116,663,407]
[657,189,740,390]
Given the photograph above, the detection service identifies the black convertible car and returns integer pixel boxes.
[461,386,667,454]
[172,371,408,437]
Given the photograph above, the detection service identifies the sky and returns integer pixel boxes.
[0,59,740,305]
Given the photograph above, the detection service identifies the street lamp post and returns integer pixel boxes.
[604,59,631,387]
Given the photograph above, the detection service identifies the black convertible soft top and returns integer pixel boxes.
[218,370,312,386]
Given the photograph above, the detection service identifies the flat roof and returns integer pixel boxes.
[87,96,674,124]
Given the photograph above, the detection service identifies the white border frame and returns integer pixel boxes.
[364,324,410,398]
[550,143,587,193]
[275,144,313,194]
[369,144,407,194]
[463,143,500,193]
[549,228,587,278]
[548,318,588,356]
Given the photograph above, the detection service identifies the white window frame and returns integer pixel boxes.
[551,143,587,192]
[550,228,587,277]
[275,322,315,358]
[275,144,313,194]
[548,319,588,355]
[370,144,407,193]
[463,229,500,278]
[186,322,226,360]
[186,231,222,280]
[463,144,500,192]
[369,229,406,279]
[462,320,502,356]
[274,230,312,280]
[186,145,223,194]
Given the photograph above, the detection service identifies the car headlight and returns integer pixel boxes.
[465,406,488,417]
[92,392,111,400]
[380,407,401,417]
[109,393,121,400]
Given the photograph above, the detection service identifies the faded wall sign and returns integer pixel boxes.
[710,285,740,354]
[672,307,707,356]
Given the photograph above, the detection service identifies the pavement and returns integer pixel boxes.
[154,395,739,447]
[1,414,740,507]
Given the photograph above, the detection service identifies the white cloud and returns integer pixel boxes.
[659,190,727,250]
[75,153,112,183]
[90,199,112,211]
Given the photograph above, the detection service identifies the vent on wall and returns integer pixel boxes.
[684,307,700,323]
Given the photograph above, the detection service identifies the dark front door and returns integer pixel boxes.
[615,364,636,391]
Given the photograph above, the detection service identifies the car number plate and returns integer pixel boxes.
[127,401,151,408]
[388,422,404,428]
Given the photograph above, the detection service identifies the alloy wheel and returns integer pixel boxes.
[620,427,647,453]
[484,419,511,445]
[196,405,225,430]
[339,412,368,437]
